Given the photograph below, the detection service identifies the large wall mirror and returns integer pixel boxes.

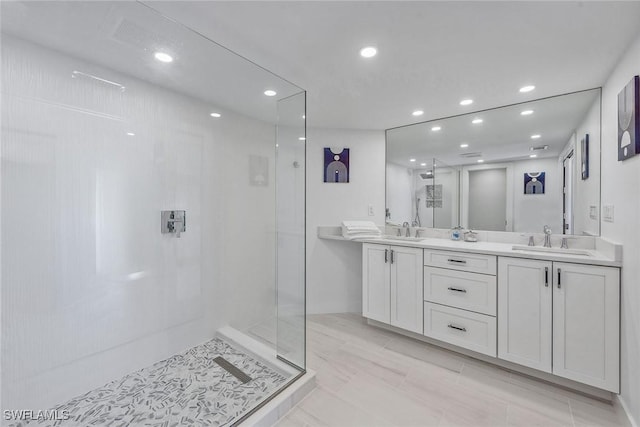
[386,88,601,236]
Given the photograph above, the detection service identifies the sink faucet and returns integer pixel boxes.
[543,225,552,248]
[402,222,410,237]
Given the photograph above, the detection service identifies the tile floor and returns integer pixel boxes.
[11,337,290,427]
[276,313,630,427]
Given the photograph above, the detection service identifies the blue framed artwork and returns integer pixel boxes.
[618,75,639,161]
[324,148,349,183]
[581,134,589,180]
[524,172,545,194]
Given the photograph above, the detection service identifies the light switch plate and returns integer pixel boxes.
[589,205,598,220]
[603,205,614,222]
[368,204,375,216]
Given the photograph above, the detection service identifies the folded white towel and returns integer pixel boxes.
[341,220,381,239]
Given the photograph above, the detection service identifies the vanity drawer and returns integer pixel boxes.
[424,249,497,275]
[424,302,497,357]
[424,267,497,316]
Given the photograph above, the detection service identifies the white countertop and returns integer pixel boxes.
[318,226,622,267]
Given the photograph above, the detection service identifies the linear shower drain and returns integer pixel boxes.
[213,356,253,384]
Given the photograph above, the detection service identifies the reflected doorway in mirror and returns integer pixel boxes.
[324,147,349,183]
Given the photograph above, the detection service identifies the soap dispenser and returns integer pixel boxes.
[450,226,464,241]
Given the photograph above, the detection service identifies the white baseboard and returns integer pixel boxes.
[617,395,638,427]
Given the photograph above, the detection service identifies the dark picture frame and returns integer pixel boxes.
[581,134,589,180]
[323,147,349,183]
[618,75,640,161]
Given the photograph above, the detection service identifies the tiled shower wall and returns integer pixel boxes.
[1,34,277,412]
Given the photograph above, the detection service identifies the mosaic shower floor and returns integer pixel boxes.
[12,337,291,427]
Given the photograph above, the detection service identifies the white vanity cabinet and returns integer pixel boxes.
[498,257,620,392]
[498,258,553,372]
[423,250,498,357]
[362,243,423,333]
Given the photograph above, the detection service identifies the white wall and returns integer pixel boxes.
[598,31,640,426]
[306,128,385,314]
[573,99,602,236]
[1,35,279,411]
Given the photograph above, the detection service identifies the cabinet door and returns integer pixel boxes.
[390,246,423,333]
[362,243,391,324]
[498,257,552,373]
[553,263,620,392]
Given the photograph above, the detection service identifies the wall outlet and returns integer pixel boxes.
[603,205,614,223]
[589,205,598,220]
[368,204,375,216]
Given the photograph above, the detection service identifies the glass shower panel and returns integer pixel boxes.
[1,1,306,424]
[276,92,306,370]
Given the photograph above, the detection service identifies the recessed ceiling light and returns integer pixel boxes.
[472,118,483,124]
[154,52,173,63]
[298,137,306,141]
[412,110,424,116]
[264,89,277,97]
[409,158,416,162]
[302,115,306,119]
[531,134,541,139]
[460,143,469,148]
[360,46,377,58]
[420,162,427,166]
[210,112,221,118]
[126,132,135,136]
[426,171,433,175]
[460,99,474,106]
[477,159,484,163]
[520,85,535,93]
[431,126,442,131]
[521,110,534,116]
[530,154,538,158]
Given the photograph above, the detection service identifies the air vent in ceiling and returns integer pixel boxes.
[530,145,550,151]
[460,152,482,158]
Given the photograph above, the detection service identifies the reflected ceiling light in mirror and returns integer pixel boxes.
[431,126,442,131]
[477,159,484,163]
[210,112,221,118]
[420,162,427,166]
[530,154,538,158]
[264,89,277,97]
[298,137,306,141]
[520,85,536,93]
[460,99,474,106]
[360,46,377,58]
[409,158,416,162]
[302,115,306,119]
[531,134,541,139]
[126,132,135,136]
[460,143,469,148]
[412,110,424,116]
[521,110,534,116]
[472,118,483,124]
[154,52,173,63]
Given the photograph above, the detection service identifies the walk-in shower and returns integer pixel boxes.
[1,2,306,425]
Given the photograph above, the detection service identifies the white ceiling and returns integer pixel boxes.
[147,1,640,130]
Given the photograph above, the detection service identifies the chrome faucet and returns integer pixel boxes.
[543,225,552,248]
[402,221,410,237]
